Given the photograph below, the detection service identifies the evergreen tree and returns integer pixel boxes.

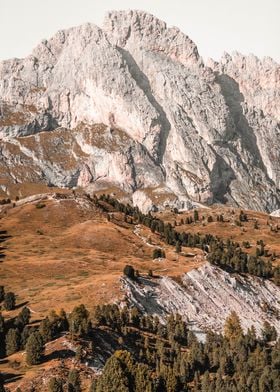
[0,313,5,357]
[0,286,4,303]
[58,308,69,331]
[15,307,31,329]
[48,377,63,392]
[261,321,277,342]
[26,331,44,365]
[123,265,135,280]
[201,370,210,392]
[20,325,33,349]
[5,328,20,356]
[0,314,4,334]
[67,369,81,392]
[0,373,6,392]
[3,292,15,310]
[152,248,165,259]
[39,317,52,343]
[224,311,243,342]
[69,304,89,337]
[175,241,182,254]
[95,355,129,392]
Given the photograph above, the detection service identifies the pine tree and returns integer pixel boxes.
[95,355,129,392]
[69,304,89,337]
[3,292,15,310]
[20,325,32,349]
[25,331,44,365]
[175,241,181,254]
[0,314,4,334]
[123,265,135,280]
[58,308,69,332]
[0,286,4,302]
[5,328,20,356]
[0,373,6,392]
[261,321,277,342]
[224,311,243,342]
[67,369,81,392]
[201,370,210,392]
[0,313,5,357]
[39,317,52,343]
[48,377,63,392]
[16,307,31,329]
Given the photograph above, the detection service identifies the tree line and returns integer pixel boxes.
[97,194,280,285]
[1,288,279,391]
[90,304,279,392]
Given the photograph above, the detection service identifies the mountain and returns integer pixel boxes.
[0,10,279,213]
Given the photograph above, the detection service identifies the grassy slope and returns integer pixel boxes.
[1,193,279,390]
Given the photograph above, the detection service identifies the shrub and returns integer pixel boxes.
[152,248,166,259]
[123,265,135,280]
[35,203,46,209]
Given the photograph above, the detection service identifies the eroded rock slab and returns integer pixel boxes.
[122,263,280,336]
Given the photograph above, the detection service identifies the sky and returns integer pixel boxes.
[0,0,279,62]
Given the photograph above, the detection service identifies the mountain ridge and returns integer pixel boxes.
[0,10,279,212]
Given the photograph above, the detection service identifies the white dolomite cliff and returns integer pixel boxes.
[122,263,280,337]
[0,10,279,212]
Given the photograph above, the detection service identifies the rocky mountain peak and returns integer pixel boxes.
[209,50,280,120]
[0,10,279,212]
[103,10,203,70]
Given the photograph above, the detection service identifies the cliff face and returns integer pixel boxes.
[0,10,279,212]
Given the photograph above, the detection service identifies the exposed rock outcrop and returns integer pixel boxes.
[0,10,279,212]
[122,263,280,336]
[271,209,280,217]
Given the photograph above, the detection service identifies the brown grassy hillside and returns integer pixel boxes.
[0,193,203,319]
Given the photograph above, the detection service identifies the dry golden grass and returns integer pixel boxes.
[0,183,71,201]
[0,195,203,320]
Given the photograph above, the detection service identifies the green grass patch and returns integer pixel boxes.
[44,282,56,287]
[54,275,66,280]
[78,270,89,277]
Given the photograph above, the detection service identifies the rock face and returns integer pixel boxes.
[0,10,279,212]
[122,263,280,336]
[271,209,280,217]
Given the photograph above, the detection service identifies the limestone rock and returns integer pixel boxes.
[122,263,280,336]
[270,209,280,217]
[0,10,279,212]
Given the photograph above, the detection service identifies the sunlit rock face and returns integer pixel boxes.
[122,263,280,336]
[0,11,279,212]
